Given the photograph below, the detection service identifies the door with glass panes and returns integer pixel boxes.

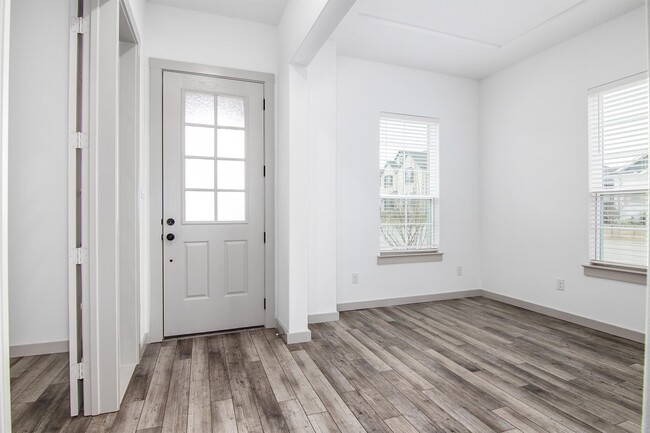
[162,71,265,337]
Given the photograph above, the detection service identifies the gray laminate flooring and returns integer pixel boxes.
[10,297,644,432]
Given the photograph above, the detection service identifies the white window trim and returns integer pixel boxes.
[586,72,649,276]
[377,250,443,265]
[379,112,441,259]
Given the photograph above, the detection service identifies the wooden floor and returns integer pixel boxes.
[10,297,644,433]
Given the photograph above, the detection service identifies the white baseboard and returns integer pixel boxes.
[337,289,482,312]
[308,311,340,324]
[119,363,136,401]
[335,288,642,343]
[480,290,644,343]
[140,332,150,356]
[276,319,311,345]
[10,340,68,358]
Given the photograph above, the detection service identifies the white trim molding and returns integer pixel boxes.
[139,332,150,355]
[377,252,444,265]
[336,289,643,343]
[481,291,644,343]
[0,1,9,431]
[308,311,340,324]
[337,289,482,311]
[10,340,69,358]
[276,319,311,345]
[583,263,646,285]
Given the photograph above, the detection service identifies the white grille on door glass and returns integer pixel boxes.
[183,91,247,223]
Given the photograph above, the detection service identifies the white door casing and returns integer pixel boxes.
[0,0,9,430]
[162,71,266,337]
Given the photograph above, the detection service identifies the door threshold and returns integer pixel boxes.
[163,324,267,341]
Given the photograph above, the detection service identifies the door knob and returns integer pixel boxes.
[166,233,175,241]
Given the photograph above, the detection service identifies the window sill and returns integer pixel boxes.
[582,263,647,285]
[377,251,444,265]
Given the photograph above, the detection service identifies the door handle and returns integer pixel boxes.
[166,233,175,241]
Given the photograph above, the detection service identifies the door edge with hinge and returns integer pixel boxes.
[67,0,91,417]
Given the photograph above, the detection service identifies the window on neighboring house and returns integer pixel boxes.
[384,174,394,189]
[588,74,648,269]
[405,168,415,185]
[379,112,439,254]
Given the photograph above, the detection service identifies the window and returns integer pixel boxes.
[405,168,415,185]
[379,112,439,254]
[588,74,648,269]
[183,91,247,223]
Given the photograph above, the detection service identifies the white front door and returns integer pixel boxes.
[162,71,266,337]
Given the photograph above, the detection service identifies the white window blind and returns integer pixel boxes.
[588,74,649,268]
[379,112,439,253]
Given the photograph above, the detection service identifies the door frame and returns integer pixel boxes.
[0,0,9,430]
[149,58,276,342]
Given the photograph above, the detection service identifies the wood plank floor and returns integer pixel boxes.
[10,297,644,433]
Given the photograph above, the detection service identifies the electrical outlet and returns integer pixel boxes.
[352,273,359,285]
[457,266,463,277]
[557,279,565,291]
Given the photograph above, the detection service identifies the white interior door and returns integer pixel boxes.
[162,71,266,337]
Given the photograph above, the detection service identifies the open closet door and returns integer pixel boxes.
[117,0,141,402]
[75,0,141,415]
[67,0,90,417]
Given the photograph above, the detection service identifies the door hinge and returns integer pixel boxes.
[70,248,88,265]
[263,99,266,111]
[264,232,266,243]
[71,361,87,380]
[263,165,266,177]
[264,298,266,310]
[71,16,88,35]
[69,132,88,149]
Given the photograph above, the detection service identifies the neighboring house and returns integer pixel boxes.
[602,153,648,227]
[380,150,429,196]
[379,150,434,250]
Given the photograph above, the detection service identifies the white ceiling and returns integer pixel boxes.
[333,0,645,79]
[147,0,289,26]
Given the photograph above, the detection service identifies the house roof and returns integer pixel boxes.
[604,154,648,177]
[381,150,428,175]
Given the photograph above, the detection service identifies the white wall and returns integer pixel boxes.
[336,56,482,305]
[308,40,337,317]
[276,0,327,337]
[144,3,277,74]
[8,0,69,347]
[126,0,145,34]
[480,7,647,333]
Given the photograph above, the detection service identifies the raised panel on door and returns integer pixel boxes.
[162,71,265,337]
